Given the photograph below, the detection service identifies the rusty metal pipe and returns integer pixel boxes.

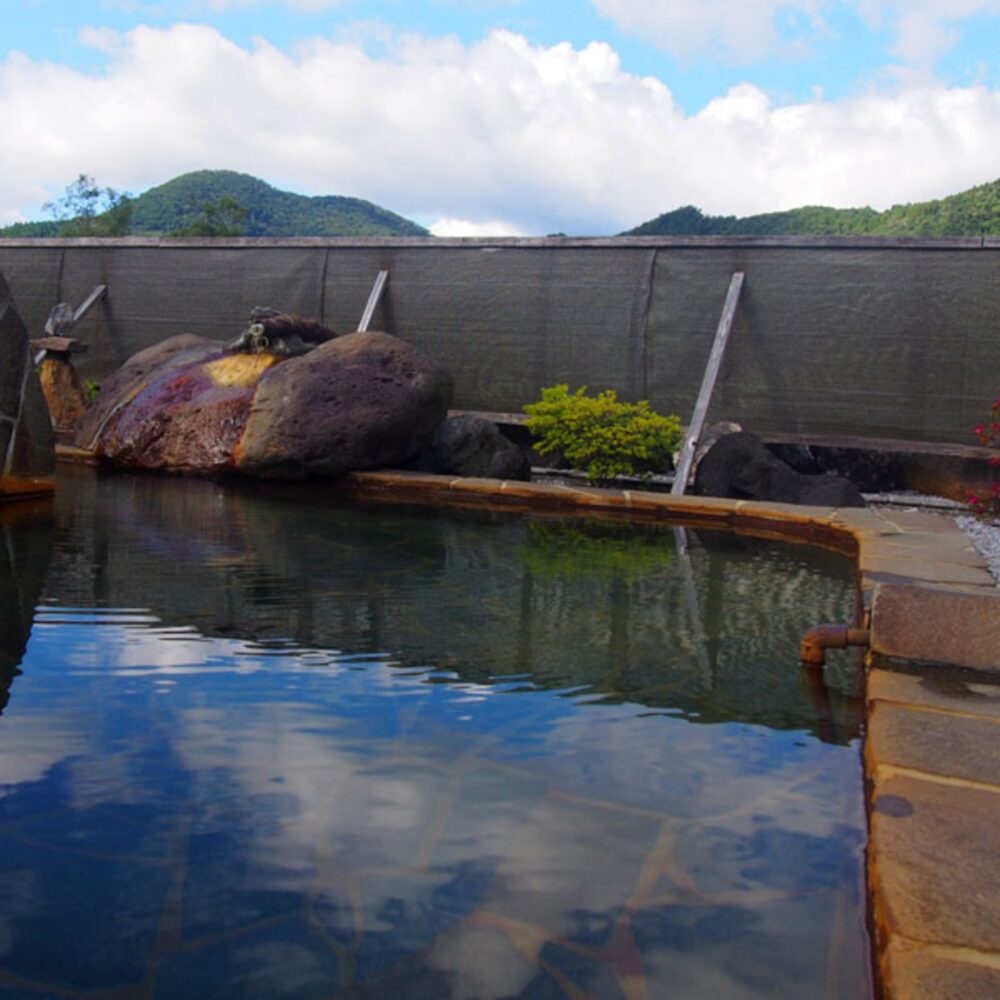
[800,624,870,667]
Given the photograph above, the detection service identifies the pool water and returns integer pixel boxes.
[0,469,870,998]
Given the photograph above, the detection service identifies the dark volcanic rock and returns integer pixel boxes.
[415,414,530,480]
[768,442,903,492]
[236,331,453,478]
[694,431,866,507]
[1,272,55,481]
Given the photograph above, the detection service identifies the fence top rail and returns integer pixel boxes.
[0,234,994,251]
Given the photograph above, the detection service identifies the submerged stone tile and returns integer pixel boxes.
[154,916,340,999]
[869,772,1000,953]
[0,837,172,992]
[882,939,1000,1000]
[867,701,1000,787]
[481,796,661,945]
[871,583,1000,672]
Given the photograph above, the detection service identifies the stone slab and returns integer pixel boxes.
[869,772,1000,953]
[883,939,1000,1000]
[867,701,1000,786]
[860,531,984,566]
[869,668,1000,721]
[871,582,1000,671]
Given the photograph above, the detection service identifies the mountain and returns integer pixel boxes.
[624,178,1000,237]
[0,170,430,238]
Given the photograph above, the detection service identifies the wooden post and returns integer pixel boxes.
[72,284,107,325]
[671,271,744,495]
[357,270,389,332]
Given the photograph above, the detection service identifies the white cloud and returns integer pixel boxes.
[861,1,1000,66]
[0,23,998,233]
[593,0,1000,68]
[591,0,829,64]
[430,217,526,237]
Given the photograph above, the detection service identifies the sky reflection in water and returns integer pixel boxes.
[0,470,870,998]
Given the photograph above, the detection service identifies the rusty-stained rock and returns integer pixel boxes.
[37,356,88,434]
[80,330,452,480]
[75,334,223,452]
[236,331,453,479]
[95,352,281,473]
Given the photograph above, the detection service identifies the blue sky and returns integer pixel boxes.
[2,1,999,234]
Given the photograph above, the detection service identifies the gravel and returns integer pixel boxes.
[955,515,1000,587]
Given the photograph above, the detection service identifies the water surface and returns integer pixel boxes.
[0,469,870,998]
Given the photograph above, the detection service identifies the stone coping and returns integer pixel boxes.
[0,475,55,502]
[341,469,1000,1000]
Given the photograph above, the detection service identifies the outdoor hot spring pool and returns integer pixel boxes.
[0,467,871,998]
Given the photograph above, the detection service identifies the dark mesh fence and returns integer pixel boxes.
[1,237,996,445]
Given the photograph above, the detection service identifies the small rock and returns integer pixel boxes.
[694,431,866,507]
[414,414,530,480]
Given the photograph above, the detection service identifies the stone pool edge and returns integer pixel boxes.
[341,469,1000,1000]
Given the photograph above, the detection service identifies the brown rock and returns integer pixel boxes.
[237,331,452,479]
[38,356,88,433]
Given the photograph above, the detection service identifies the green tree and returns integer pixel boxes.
[170,195,248,236]
[43,173,133,236]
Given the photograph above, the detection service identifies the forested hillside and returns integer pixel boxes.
[625,178,1000,237]
[0,170,429,238]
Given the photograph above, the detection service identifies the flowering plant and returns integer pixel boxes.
[967,397,1000,516]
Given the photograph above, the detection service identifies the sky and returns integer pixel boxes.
[1,0,999,235]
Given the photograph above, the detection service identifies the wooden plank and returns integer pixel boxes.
[671,271,745,495]
[31,336,88,355]
[448,409,528,425]
[72,284,107,324]
[761,431,996,460]
[357,270,389,332]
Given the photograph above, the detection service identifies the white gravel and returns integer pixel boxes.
[956,515,1000,587]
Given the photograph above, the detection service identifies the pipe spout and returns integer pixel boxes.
[800,624,870,667]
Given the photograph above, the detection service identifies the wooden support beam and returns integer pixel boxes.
[357,270,389,332]
[72,284,107,325]
[671,271,745,495]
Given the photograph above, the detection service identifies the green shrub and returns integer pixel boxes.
[524,384,682,482]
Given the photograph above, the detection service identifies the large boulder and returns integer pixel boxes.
[80,329,452,479]
[412,414,530,480]
[237,331,452,478]
[1,272,55,490]
[694,431,866,507]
